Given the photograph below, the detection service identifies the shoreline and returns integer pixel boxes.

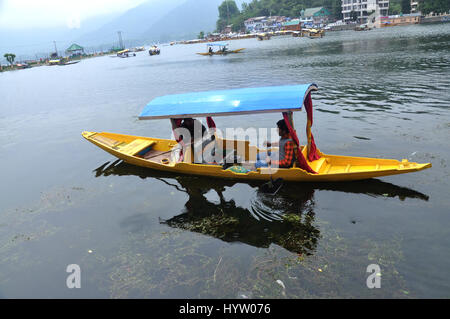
[0,51,116,73]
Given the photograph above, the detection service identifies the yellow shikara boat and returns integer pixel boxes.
[48,59,61,65]
[83,84,431,182]
[197,42,245,56]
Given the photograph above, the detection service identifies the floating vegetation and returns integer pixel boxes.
[163,213,239,239]
[72,212,410,299]
[0,183,119,292]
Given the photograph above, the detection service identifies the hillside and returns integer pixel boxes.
[140,0,224,42]
[76,0,186,46]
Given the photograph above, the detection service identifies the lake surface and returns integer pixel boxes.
[0,23,449,298]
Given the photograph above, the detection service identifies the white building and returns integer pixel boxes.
[244,16,267,32]
[342,0,390,23]
[410,1,419,13]
[244,16,287,32]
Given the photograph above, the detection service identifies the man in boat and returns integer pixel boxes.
[255,120,295,169]
[209,47,213,54]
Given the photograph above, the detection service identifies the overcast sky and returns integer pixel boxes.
[0,0,148,29]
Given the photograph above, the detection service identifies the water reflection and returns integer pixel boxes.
[93,160,429,255]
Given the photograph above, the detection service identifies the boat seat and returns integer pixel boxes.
[91,134,122,148]
[118,139,156,156]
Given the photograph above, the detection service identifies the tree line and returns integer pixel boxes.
[416,0,450,14]
[386,0,449,15]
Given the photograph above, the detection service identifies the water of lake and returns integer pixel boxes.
[0,23,449,298]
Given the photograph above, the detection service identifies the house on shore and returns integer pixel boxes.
[282,19,301,31]
[66,43,84,57]
[301,7,332,25]
[380,13,422,27]
[245,16,289,32]
[223,25,233,34]
[244,16,268,32]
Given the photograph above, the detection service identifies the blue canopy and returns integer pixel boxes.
[206,42,228,46]
[138,84,318,120]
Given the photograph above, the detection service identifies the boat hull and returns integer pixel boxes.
[197,48,245,56]
[82,131,431,182]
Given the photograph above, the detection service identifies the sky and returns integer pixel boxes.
[0,0,148,29]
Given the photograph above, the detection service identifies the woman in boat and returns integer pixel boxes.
[179,118,207,144]
[255,120,295,169]
[175,118,216,163]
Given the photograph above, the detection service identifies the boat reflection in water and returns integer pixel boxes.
[93,160,429,255]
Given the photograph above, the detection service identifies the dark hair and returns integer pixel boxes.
[277,119,289,133]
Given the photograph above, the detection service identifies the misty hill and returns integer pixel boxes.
[76,0,186,47]
[0,12,120,59]
[78,0,250,45]
[141,0,251,42]
[141,0,223,42]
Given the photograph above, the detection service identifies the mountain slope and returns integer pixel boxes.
[76,0,186,46]
[140,0,224,42]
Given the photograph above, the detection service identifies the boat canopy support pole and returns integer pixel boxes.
[282,112,316,174]
[286,111,294,128]
[304,92,321,162]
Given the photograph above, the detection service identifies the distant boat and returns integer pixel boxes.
[355,24,371,31]
[48,59,61,65]
[149,46,160,56]
[133,46,146,52]
[307,28,324,38]
[117,49,136,58]
[257,33,271,40]
[15,63,31,69]
[197,43,245,56]
[59,60,80,66]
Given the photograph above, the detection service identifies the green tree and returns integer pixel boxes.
[401,0,411,13]
[417,0,450,14]
[331,0,343,20]
[4,53,16,65]
[231,15,247,32]
[389,0,402,15]
[198,31,205,39]
[350,10,358,22]
[218,0,240,19]
[217,0,240,32]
